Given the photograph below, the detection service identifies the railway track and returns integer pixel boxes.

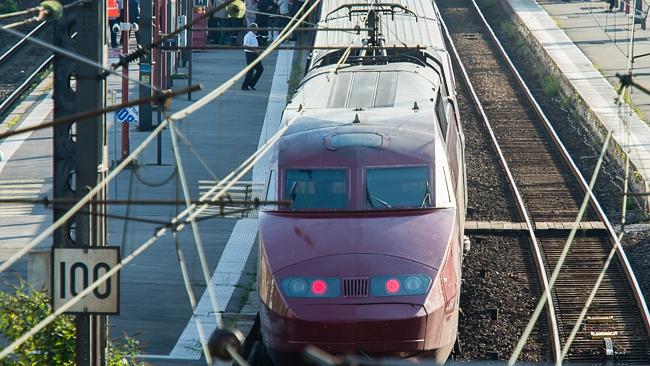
[437,0,650,363]
[0,22,52,119]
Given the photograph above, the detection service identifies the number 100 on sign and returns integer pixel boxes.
[52,247,120,314]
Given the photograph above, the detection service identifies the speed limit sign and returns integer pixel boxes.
[52,247,120,314]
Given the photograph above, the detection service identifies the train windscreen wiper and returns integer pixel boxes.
[421,179,432,208]
[289,181,298,205]
[366,183,392,208]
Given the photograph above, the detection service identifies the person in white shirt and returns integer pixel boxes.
[242,23,264,90]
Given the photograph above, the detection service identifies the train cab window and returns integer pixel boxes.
[285,169,347,210]
[365,167,431,209]
[435,93,449,141]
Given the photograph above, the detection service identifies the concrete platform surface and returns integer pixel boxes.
[506,0,650,193]
[0,35,291,364]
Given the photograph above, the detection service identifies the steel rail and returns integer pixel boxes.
[0,21,46,66]
[0,22,51,119]
[468,0,650,342]
[0,54,52,118]
[434,4,562,363]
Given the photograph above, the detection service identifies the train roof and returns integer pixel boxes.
[288,63,439,109]
[312,0,446,63]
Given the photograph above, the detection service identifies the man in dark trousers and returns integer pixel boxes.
[242,23,263,90]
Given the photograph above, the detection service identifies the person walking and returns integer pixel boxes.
[242,23,264,90]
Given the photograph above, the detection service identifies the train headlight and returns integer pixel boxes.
[289,278,308,296]
[405,276,424,291]
[371,274,431,296]
[281,277,340,298]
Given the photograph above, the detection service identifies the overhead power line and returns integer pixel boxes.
[0,0,324,361]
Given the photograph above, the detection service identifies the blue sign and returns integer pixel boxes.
[115,106,139,124]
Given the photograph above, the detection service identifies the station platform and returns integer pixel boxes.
[0,36,292,363]
[106,47,290,365]
[503,0,650,195]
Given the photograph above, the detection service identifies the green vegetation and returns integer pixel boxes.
[0,0,17,14]
[500,20,518,38]
[593,62,604,74]
[541,75,561,98]
[0,282,147,365]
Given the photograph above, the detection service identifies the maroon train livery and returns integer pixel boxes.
[257,0,466,363]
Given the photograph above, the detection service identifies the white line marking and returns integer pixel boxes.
[168,47,293,360]
[0,93,52,176]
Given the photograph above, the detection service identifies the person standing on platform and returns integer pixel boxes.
[242,23,263,91]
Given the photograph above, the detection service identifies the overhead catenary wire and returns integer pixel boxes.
[172,230,214,365]
[0,0,316,279]
[556,0,642,358]
[173,126,221,181]
[169,118,226,358]
[0,25,157,92]
[0,85,200,140]
[0,0,366,360]
[169,160,217,366]
[508,130,613,366]
[158,3,316,358]
[0,0,323,360]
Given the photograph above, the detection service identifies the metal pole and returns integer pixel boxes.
[157,35,164,166]
[157,106,162,165]
[76,0,107,364]
[138,0,154,131]
[187,0,193,100]
[111,90,118,196]
[120,0,130,159]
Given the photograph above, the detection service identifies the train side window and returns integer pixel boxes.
[436,93,448,141]
[285,169,347,210]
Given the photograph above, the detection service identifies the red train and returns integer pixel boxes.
[257,1,466,363]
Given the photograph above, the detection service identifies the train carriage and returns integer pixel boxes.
[257,0,467,363]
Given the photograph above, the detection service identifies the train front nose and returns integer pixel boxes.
[259,254,442,357]
[284,303,428,354]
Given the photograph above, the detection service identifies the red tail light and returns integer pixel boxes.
[311,279,328,295]
[385,278,400,294]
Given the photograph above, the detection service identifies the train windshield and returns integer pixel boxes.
[366,167,431,209]
[285,169,347,210]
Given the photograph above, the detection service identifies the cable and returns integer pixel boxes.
[0,25,156,92]
[121,169,136,255]
[0,0,315,278]
[508,130,613,365]
[559,229,627,359]
[169,118,225,334]
[555,2,642,357]
[0,0,323,360]
[173,125,220,181]
[132,162,178,187]
[173,230,215,365]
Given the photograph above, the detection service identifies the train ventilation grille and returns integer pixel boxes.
[343,277,369,297]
